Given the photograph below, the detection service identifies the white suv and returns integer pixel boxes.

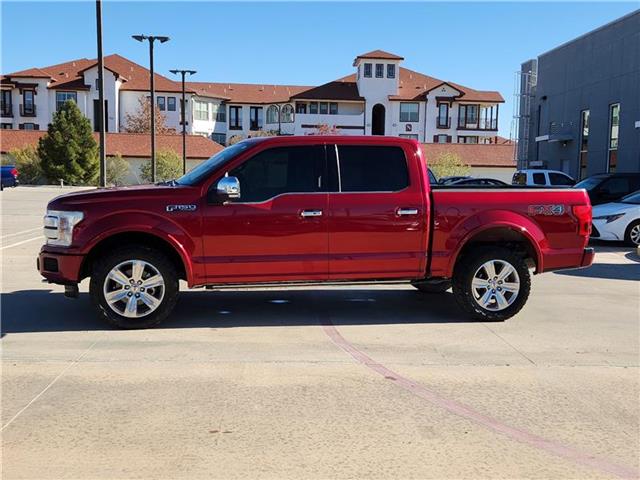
[512,169,576,187]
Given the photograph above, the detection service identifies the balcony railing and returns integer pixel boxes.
[0,104,12,117]
[20,104,36,117]
[457,118,498,131]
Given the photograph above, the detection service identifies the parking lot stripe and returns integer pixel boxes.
[1,339,99,432]
[1,226,42,240]
[0,236,42,250]
[321,320,638,480]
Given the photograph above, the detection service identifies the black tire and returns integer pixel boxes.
[90,246,179,329]
[624,220,640,247]
[452,246,530,322]
[411,280,451,293]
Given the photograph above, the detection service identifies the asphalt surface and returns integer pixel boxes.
[1,186,639,480]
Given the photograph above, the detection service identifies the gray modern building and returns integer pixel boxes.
[516,10,640,180]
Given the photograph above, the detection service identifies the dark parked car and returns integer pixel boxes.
[449,178,508,187]
[1,165,19,189]
[427,168,438,185]
[574,173,640,206]
[439,175,471,185]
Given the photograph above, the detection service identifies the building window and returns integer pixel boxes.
[458,104,479,129]
[479,105,498,130]
[309,102,318,114]
[400,134,418,140]
[22,90,35,116]
[295,102,307,114]
[319,102,328,115]
[157,96,166,111]
[363,63,372,78]
[281,104,294,123]
[266,105,279,124]
[20,123,37,130]
[211,133,226,146]
[213,104,226,122]
[55,91,77,111]
[1,90,12,116]
[229,105,242,129]
[437,103,449,128]
[167,97,176,112]
[387,64,395,79]
[249,106,263,130]
[458,135,478,144]
[329,102,338,115]
[578,109,589,180]
[399,102,419,122]
[1,123,12,129]
[607,103,619,173]
[436,134,449,143]
[375,64,384,78]
[194,100,209,121]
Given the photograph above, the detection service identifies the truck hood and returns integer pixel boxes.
[47,184,195,209]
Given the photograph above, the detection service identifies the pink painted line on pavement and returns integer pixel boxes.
[321,321,639,479]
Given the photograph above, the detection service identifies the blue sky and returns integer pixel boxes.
[1,1,638,136]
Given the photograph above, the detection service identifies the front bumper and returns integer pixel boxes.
[37,248,85,285]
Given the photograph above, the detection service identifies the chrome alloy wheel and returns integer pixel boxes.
[630,224,640,246]
[471,259,520,311]
[103,259,165,318]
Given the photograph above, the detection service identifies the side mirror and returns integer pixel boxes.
[214,176,241,202]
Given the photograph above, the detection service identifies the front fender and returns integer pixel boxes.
[443,209,545,277]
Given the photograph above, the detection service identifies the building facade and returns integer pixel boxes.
[516,10,640,179]
[1,50,504,146]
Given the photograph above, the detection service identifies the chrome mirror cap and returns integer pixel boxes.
[217,176,241,199]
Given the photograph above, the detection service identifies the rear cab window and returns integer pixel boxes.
[532,172,547,186]
[335,145,409,192]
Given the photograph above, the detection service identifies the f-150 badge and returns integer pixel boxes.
[528,204,565,216]
[166,204,197,212]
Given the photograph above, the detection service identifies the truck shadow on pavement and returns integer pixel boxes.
[553,263,640,281]
[1,288,471,334]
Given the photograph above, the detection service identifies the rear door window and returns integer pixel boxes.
[229,145,324,202]
[337,145,409,192]
[549,173,574,186]
[601,177,630,197]
[532,172,546,185]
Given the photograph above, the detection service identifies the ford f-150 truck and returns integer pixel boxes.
[38,136,594,329]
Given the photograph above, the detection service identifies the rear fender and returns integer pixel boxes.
[445,210,545,277]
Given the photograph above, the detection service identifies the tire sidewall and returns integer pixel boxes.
[453,247,531,321]
[90,247,178,329]
[624,220,640,247]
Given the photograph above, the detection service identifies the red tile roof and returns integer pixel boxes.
[290,79,364,101]
[421,143,516,168]
[354,50,405,65]
[186,82,313,104]
[0,130,222,159]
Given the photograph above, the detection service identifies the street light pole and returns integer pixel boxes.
[96,0,106,187]
[170,69,196,175]
[132,34,169,183]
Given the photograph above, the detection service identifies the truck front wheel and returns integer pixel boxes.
[89,246,179,329]
[452,246,530,322]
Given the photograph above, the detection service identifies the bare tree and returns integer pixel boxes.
[123,96,175,134]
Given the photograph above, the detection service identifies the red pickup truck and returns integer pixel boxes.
[38,136,594,329]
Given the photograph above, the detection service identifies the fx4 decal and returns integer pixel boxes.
[528,204,565,216]
[166,204,197,213]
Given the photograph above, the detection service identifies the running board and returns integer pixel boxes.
[201,278,419,290]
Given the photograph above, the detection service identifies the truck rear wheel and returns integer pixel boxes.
[452,246,530,322]
[90,246,179,329]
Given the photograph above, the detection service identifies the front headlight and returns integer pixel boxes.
[43,210,84,246]
[593,213,625,224]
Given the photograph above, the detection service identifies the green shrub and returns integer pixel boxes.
[6,145,44,184]
[38,100,98,185]
[428,151,470,179]
[140,149,182,183]
[228,135,244,145]
[107,153,130,186]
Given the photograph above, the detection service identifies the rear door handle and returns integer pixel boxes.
[396,208,419,216]
[300,210,323,218]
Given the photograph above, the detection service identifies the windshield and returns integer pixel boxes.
[176,142,252,186]
[621,191,640,205]
[574,176,605,190]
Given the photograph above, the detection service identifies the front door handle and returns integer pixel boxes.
[396,208,419,216]
[300,210,323,218]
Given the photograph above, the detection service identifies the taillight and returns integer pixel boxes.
[10,168,18,177]
[572,204,592,236]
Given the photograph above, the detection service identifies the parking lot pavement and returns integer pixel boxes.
[1,186,639,479]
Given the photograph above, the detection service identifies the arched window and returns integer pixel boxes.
[281,104,294,123]
[266,105,279,124]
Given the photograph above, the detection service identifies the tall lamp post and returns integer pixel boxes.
[170,69,196,174]
[132,34,169,183]
[95,0,106,187]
